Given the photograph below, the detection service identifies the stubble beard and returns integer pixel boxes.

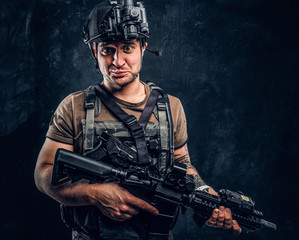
[104,73,139,89]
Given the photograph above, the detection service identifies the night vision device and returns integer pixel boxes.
[83,0,150,44]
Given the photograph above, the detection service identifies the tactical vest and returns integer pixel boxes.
[62,82,178,240]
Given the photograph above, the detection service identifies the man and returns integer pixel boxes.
[34,1,242,239]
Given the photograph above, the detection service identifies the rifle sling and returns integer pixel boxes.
[93,84,159,165]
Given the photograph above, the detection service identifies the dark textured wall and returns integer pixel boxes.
[0,0,298,239]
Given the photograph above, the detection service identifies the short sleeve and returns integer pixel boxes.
[46,94,75,144]
[168,95,188,149]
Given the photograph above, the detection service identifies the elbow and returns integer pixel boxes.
[34,163,52,194]
[34,166,45,193]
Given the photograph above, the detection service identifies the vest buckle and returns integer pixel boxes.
[157,102,166,111]
[85,101,95,109]
[123,115,138,127]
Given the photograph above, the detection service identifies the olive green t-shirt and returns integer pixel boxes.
[46,83,188,153]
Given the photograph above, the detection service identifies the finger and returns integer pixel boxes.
[128,196,159,215]
[120,213,134,220]
[110,211,134,222]
[232,220,242,235]
[119,204,139,215]
[223,208,233,229]
[216,206,225,227]
[208,188,219,196]
[206,208,219,226]
[113,214,133,222]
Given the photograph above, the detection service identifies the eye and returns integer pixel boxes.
[123,45,134,52]
[101,47,114,55]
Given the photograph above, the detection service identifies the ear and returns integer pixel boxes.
[142,42,148,56]
[92,43,97,57]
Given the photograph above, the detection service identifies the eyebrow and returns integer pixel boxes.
[100,40,137,47]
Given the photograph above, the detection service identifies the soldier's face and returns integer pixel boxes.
[94,39,147,87]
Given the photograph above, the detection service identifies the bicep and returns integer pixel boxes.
[37,138,73,166]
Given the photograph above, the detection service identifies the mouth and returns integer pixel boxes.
[111,71,128,78]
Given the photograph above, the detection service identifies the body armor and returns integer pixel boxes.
[62,82,177,240]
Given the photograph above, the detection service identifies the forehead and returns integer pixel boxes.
[99,39,139,47]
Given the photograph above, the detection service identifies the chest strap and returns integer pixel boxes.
[93,84,160,165]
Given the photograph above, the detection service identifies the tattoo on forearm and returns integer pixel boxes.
[189,174,206,188]
[174,152,206,188]
[174,154,191,167]
[187,165,195,170]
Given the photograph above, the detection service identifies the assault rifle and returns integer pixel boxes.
[51,131,277,231]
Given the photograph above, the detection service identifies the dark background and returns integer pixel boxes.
[0,0,298,239]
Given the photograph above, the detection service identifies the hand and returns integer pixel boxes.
[205,188,242,235]
[89,182,159,221]
[206,206,242,235]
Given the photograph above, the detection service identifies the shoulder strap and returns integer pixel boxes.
[138,89,160,128]
[93,84,160,165]
[83,86,96,152]
[83,86,101,152]
[147,81,174,168]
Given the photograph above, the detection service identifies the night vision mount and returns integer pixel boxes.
[83,0,150,44]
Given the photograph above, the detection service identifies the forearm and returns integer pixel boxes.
[186,166,207,188]
[34,138,98,206]
[174,145,206,187]
[173,144,218,194]
[35,163,95,206]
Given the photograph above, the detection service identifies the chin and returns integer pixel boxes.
[111,75,138,87]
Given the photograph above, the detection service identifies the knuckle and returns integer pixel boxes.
[123,195,130,202]
[119,205,128,212]
[224,223,232,229]
[139,201,147,209]
[218,211,225,218]
[213,209,219,214]
[225,208,231,214]
[114,212,122,217]
[206,220,214,226]
[131,208,139,215]
[217,221,224,227]
[224,220,232,226]
[210,220,217,225]
[219,206,225,211]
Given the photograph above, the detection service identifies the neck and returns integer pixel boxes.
[103,77,146,103]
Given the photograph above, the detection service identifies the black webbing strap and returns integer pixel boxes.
[138,89,160,128]
[93,84,159,165]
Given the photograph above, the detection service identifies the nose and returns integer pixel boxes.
[112,50,125,67]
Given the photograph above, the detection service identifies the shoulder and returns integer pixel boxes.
[56,90,85,112]
[52,90,87,124]
[60,90,85,105]
[167,94,184,113]
[167,93,186,124]
[168,94,182,105]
